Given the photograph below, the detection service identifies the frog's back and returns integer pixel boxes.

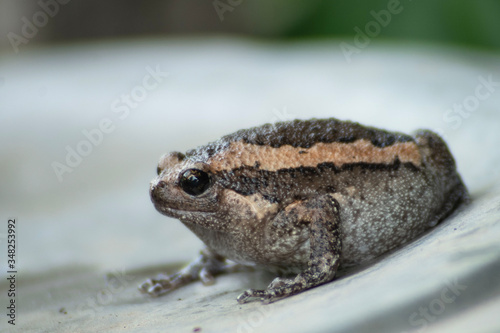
[188,118,421,175]
[196,118,415,152]
[186,118,467,206]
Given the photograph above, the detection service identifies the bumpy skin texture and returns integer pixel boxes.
[139,118,469,303]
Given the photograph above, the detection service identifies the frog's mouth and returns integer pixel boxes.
[150,182,218,217]
[153,202,217,217]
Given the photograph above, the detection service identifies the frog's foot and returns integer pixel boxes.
[237,273,326,304]
[139,248,242,297]
[236,276,299,304]
[139,272,188,297]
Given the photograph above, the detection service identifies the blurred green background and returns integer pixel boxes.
[1,0,500,51]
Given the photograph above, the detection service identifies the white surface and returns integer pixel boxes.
[0,38,499,332]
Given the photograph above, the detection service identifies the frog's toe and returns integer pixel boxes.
[236,289,267,304]
[199,267,216,285]
[138,274,174,296]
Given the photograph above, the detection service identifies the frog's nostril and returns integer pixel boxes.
[150,181,167,201]
[151,181,167,196]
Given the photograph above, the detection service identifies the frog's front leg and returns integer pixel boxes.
[237,195,342,304]
[139,247,238,297]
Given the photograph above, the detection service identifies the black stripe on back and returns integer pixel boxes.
[215,160,419,202]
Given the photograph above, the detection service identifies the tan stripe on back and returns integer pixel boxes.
[207,139,421,172]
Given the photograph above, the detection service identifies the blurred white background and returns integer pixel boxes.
[1,1,500,332]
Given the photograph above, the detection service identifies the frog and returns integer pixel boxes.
[139,118,469,303]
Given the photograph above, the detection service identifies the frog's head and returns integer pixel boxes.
[150,151,220,221]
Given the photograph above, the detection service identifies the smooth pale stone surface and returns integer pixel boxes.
[0,38,499,333]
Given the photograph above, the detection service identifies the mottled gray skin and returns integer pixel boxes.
[139,119,469,303]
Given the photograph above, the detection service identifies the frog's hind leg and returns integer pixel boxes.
[428,180,470,227]
[414,130,470,227]
[237,194,342,304]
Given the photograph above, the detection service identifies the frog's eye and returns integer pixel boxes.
[179,169,211,196]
